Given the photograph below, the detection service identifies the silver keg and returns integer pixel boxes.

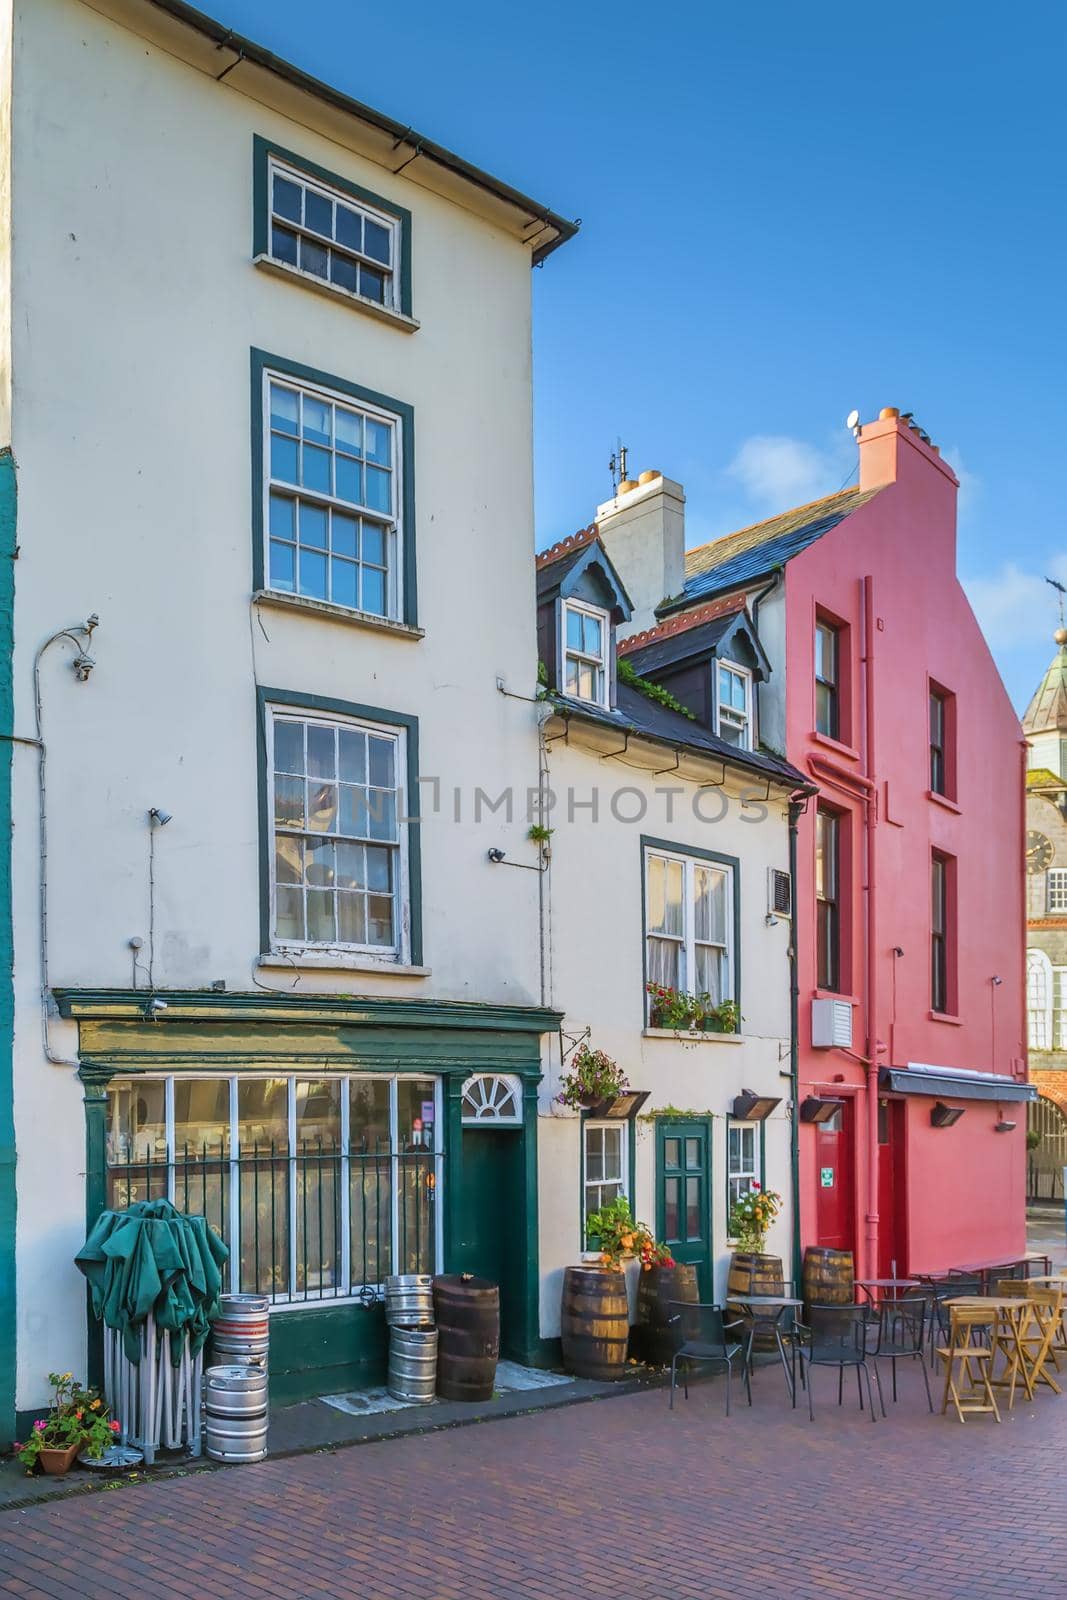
[384,1273,434,1328]
[204,1364,268,1464]
[211,1293,270,1369]
[387,1325,438,1403]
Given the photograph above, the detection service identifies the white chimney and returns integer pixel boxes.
[596,470,685,638]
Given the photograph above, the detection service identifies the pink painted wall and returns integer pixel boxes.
[784,415,1027,1277]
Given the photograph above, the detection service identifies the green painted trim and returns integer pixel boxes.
[249,348,418,627]
[0,452,16,1446]
[79,1064,114,1390]
[518,1076,541,1362]
[252,135,414,316]
[55,988,560,1035]
[639,834,742,1018]
[255,685,423,965]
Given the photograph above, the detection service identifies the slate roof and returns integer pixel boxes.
[1023,643,1067,737]
[546,682,809,792]
[665,486,883,611]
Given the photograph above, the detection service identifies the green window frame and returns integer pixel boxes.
[251,349,418,628]
[252,135,413,318]
[256,687,422,965]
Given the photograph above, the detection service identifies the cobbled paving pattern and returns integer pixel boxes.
[0,1362,1065,1599]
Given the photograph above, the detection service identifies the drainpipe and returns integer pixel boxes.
[861,576,879,1280]
[787,794,805,1289]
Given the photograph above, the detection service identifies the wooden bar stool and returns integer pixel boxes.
[938,1305,1001,1423]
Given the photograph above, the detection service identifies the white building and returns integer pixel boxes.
[533,477,807,1338]
[0,0,576,1430]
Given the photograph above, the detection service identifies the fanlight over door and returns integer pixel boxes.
[461,1074,523,1126]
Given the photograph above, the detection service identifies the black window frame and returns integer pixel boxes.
[931,852,949,1013]
[814,618,840,740]
[815,807,840,992]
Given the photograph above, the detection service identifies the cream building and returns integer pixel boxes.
[0,0,578,1431]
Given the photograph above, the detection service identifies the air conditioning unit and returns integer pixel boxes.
[768,868,792,918]
[811,997,853,1049]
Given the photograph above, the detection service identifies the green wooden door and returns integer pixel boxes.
[455,1128,524,1361]
[656,1119,713,1300]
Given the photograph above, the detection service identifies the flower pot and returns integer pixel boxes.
[38,1442,80,1476]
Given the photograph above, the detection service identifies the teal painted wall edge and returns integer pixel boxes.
[0,453,16,1447]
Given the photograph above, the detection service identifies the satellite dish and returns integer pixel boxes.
[845,409,860,431]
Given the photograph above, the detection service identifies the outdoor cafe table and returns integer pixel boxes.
[726,1294,804,1405]
[855,1278,921,1302]
[944,1295,1058,1408]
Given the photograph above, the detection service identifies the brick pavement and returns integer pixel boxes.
[0,1360,1065,1600]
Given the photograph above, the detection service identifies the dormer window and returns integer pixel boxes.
[715,661,753,750]
[563,601,610,705]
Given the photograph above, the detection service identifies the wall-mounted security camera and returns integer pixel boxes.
[144,997,168,1019]
[148,808,173,826]
[487,848,506,864]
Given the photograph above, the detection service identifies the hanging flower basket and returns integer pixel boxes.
[557,1046,629,1112]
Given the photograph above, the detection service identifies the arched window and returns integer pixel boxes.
[1028,949,1053,1050]
[461,1074,523,1126]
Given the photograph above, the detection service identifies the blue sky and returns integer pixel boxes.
[216,0,1064,710]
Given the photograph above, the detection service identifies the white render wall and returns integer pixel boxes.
[536,736,794,1339]
[6,0,546,1401]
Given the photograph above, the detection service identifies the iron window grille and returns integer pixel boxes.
[104,1074,441,1305]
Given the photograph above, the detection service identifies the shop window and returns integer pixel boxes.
[105,1073,441,1303]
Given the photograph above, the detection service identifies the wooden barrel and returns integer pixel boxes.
[432,1274,499,1402]
[726,1252,786,1351]
[634,1264,699,1366]
[802,1247,854,1314]
[561,1266,629,1380]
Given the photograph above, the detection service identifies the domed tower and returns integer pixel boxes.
[1023,627,1067,778]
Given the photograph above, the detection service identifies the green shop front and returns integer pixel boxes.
[57,990,560,1403]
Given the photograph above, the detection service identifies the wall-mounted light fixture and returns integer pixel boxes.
[930,1101,965,1129]
[732,1090,781,1122]
[800,1096,842,1124]
[994,1120,1017,1133]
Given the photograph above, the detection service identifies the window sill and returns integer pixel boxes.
[813,989,859,1006]
[252,254,420,332]
[642,1027,744,1044]
[810,730,860,762]
[259,952,431,977]
[927,790,961,814]
[929,1009,963,1026]
[253,589,424,640]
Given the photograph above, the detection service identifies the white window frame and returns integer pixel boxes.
[262,365,405,621]
[104,1072,443,1308]
[267,704,410,963]
[644,846,736,1016]
[266,156,401,312]
[714,659,754,750]
[726,1121,762,1213]
[1028,949,1052,1051]
[1048,869,1067,914]
[583,1121,629,1230]
[560,599,611,707]
[1056,968,1067,1052]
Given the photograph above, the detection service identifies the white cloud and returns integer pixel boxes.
[963,554,1067,651]
[726,434,844,513]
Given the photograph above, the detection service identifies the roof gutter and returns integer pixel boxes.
[139,0,579,263]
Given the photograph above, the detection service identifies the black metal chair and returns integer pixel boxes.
[866,1293,933,1412]
[666,1302,750,1416]
[919,1273,983,1364]
[795,1304,882,1423]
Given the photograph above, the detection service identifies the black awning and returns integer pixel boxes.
[880,1066,1035,1104]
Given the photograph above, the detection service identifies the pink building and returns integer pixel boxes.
[609,408,1030,1279]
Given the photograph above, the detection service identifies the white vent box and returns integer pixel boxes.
[811,998,853,1049]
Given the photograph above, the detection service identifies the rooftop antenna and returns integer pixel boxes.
[608,439,629,494]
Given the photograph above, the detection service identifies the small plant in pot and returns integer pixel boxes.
[14,1373,120,1476]
[727,1182,783,1253]
[584,1196,673,1271]
[557,1044,628,1112]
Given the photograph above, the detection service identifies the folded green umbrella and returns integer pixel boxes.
[76,1199,230,1363]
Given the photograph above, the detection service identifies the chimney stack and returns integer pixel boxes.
[857,407,959,494]
[596,471,685,637]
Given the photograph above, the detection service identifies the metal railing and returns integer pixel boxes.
[106,1138,438,1303]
